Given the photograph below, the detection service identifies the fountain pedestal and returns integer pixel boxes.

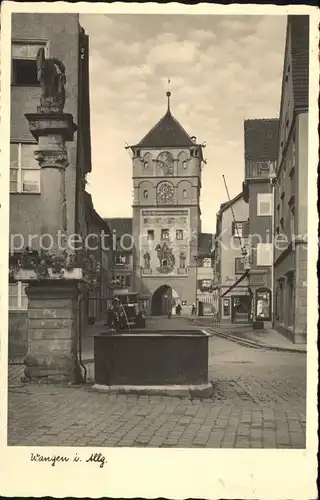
[24,281,81,382]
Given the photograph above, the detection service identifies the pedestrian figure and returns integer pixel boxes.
[176,303,182,316]
[107,305,115,329]
[191,304,196,315]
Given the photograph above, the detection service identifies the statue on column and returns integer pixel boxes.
[36,48,66,112]
[179,251,186,269]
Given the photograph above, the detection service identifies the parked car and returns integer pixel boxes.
[113,292,146,329]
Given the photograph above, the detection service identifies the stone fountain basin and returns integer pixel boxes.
[93,329,210,388]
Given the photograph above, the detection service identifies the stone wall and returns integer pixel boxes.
[8,311,28,357]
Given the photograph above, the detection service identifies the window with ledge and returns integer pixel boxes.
[256,243,273,266]
[113,275,130,287]
[176,229,183,240]
[257,193,272,216]
[283,161,287,181]
[223,298,230,317]
[161,229,169,241]
[292,140,296,167]
[115,254,126,266]
[202,258,212,268]
[147,230,154,240]
[10,143,40,193]
[290,208,295,239]
[12,40,49,85]
[235,257,245,275]
[9,281,28,310]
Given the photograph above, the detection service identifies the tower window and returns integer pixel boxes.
[182,161,188,169]
[143,190,148,199]
[144,161,148,169]
[182,189,187,199]
[176,230,183,240]
[161,229,169,241]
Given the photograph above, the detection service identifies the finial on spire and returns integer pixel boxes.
[166,77,171,111]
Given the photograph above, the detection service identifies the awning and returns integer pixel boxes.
[221,270,249,298]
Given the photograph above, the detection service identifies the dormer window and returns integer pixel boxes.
[259,162,270,174]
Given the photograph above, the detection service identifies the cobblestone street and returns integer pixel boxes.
[8,333,306,448]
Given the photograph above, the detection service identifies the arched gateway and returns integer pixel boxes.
[151,285,180,316]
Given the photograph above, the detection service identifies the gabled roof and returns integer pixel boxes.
[84,191,110,233]
[134,108,195,148]
[104,218,133,236]
[244,119,279,162]
[218,192,243,214]
[104,218,133,254]
[288,15,309,110]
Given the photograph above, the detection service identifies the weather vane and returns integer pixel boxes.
[166,77,171,110]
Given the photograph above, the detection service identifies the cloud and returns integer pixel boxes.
[79,14,287,232]
[189,29,217,43]
[146,40,200,66]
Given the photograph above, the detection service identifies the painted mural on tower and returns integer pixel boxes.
[140,209,190,276]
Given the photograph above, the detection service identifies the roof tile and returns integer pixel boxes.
[135,109,195,148]
[244,119,279,162]
[288,15,309,110]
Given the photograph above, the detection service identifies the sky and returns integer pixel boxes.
[80,14,287,233]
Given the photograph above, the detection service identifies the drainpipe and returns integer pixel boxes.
[77,286,87,383]
[270,172,276,328]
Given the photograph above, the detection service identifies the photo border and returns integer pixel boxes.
[0,2,318,498]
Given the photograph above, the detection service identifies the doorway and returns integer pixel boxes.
[151,285,172,316]
[151,285,180,316]
[231,295,251,324]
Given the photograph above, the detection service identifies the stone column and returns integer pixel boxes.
[22,111,81,383]
[25,112,76,254]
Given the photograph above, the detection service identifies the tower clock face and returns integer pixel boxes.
[157,181,174,204]
[157,151,174,175]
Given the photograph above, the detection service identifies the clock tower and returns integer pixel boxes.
[129,92,204,315]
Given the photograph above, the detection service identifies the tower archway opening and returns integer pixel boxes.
[151,285,180,316]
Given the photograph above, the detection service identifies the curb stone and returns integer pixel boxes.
[207,328,306,354]
[92,383,214,399]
